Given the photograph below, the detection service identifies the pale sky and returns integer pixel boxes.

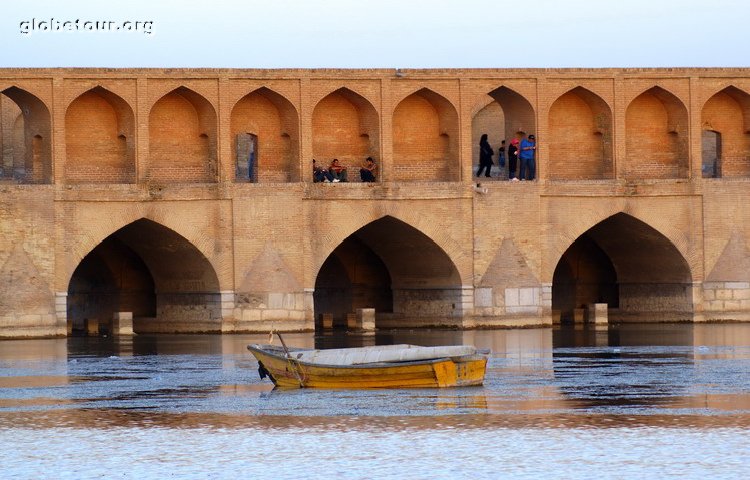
[1,0,748,68]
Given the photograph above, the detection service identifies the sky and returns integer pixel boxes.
[1,0,749,69]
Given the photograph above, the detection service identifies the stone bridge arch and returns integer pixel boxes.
[552,212,694,322]
[66,218,223,334]
[313,215,468,330]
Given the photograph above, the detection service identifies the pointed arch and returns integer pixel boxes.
[230,86,300,183]
[314,215,464,329]
[65,86,136,184]
[701,86,750,178]
[67,218,222,334]
[392,88,459,182]
[487,86,536,144]
[548,87,613,180]
[625,86,689,179]
[148,86,217,183]
[471,96,505,174]
[0,86,52,183]
[552,212,693,322]
[311,87,380,180]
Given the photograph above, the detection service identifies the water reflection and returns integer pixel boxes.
[0,324,749,425]
[3,325,750,479]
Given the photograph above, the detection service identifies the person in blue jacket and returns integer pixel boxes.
[518,134,536,181]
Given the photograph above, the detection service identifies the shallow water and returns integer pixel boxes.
[1,324,750,479]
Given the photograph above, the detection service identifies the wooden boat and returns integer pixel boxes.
[247,342,489,389]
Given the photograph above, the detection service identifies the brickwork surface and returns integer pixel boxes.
[2,68,750,337]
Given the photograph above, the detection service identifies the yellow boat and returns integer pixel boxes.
[247,342,489,389]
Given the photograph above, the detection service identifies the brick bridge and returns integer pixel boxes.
[1,68,749,338]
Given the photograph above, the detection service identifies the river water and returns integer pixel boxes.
[1,323,750,479]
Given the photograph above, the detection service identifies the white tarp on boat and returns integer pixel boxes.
[292,344,477,366]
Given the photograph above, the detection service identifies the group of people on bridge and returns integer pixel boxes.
[477,133,536,181]
[313,157,378,183]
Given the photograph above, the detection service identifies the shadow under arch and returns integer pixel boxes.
[552,212,693,323]
[67,218,222,335]
[148,86,217,183]
[311,87,380,179]
[314,216,463,331]
[548,86,613,180]
[230,86,300,183]
[0,86,52,183]
[701,85,750,178]
[65,86,136,184]
[392,88,459,182]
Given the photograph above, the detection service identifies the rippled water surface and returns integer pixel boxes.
[2,324,750,479]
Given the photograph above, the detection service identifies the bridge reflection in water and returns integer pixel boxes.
[2,324,750,478]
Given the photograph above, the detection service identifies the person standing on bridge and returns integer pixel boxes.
[519,134,536,181]
[476,134,494,178]
[508,137,520,181]
[497,139,506,177]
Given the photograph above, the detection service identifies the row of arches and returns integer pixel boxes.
[2,83,749,184]
[66,212,693,334]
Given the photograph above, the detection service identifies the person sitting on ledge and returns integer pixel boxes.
[329,159,348,182]
[360,157,378,182]
[313,159,334,183]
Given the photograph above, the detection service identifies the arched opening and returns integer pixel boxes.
[314,216,463,331]
[311,88,380,182]
[0,87,52,183]
[235,132,258,181]
[701,86,750,178]
[471,99,504,176]
[65,87,136,184]
[67,218,222,334]
[702,130,722,178]
[552,213,693,322]
[548,87,613,180]
[230,87,299,183]
[393,88,459,182]
[148,87,217,183]
[487,86,536,144]
[625,87,689,180]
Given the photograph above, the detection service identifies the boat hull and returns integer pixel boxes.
[247,344,488,389]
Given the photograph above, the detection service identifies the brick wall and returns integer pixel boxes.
[148,88,216,183]
[624,88,689,179]
[2,68,750,337]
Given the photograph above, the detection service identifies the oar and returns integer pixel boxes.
[276,332,304,387]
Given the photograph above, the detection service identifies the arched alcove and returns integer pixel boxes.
[230,87,300,183]
[392,89,459,182]
[0,87,52,183]
[625,87,689,180]
[701,86,750,178]
[548,87,613,180]
[311,88,380,181]
[65,87,136,184]
[148,87,217,183]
